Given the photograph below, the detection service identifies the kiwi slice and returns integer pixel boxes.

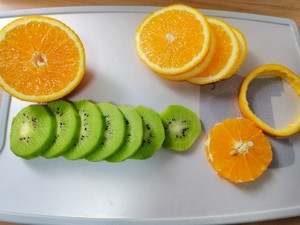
[86,102,126,162]
[106,105,143,162]
[160,105,201,151]
[10,104,57,159]
[42,100,81,158]
[63,100,104,160]
[130,106,165,160]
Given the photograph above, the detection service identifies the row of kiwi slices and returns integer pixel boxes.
[10,100,201,162]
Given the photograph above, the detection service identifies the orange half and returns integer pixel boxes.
[0,16,86,102]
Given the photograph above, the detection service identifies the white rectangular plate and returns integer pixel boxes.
[0,6,300,225]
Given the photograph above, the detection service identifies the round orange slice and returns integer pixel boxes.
[239,64,300,136]
[135,4,211,75]
[205,118,272,183]
[188,17,240,85]
[159,28,217,81]
[0,16,86,102]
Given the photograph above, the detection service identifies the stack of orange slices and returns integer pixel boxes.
[135,4,247,84]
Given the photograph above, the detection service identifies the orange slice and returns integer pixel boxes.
[159,28,217,81]
[226,27,248,77]
[188,17,240,84]
[0,16,86,102]
[239,64,300,136]
[135,4,211,75]
[205,118,272,183]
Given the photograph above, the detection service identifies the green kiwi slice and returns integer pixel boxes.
[42,100,81,158]
[10,104,57,159]
[63,100,104,160]
[160,105,201,151]
[106,105,143,162]
[86,102,126,162]
[130,106,165,160]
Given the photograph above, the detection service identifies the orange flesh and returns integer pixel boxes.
[139,10,205,69]
[0,21,81,96]
[196,22,233,78]
[206,118,272,183]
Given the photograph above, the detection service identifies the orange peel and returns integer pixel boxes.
[239,64,300,136]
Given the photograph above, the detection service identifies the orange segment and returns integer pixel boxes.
[188,17,240,84]
[135,4,211,75]
[239,64,300,136]
[205,118,272,183]
[0,16,86,102]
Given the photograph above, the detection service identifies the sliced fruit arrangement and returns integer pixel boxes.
[205,118,273,183]
[0,16,86,102]
[135,4,247,84]
[10,101,201,161]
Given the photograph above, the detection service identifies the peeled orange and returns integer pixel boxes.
[206,118,272,183]
[0,16,86,102]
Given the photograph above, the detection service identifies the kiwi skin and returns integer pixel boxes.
[160,105,201,151]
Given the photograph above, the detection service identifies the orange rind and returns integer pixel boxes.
[239,64,300,136]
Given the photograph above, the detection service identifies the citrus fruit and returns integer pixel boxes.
[160,28,217,81]
[188,17,240,84]
[226,27,247,77]
[135,4,211,75]
[205,118,272,183]
[239,64,300,136]
[0,16,86,102]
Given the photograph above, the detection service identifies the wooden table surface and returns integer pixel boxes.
[0,0,299,224]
